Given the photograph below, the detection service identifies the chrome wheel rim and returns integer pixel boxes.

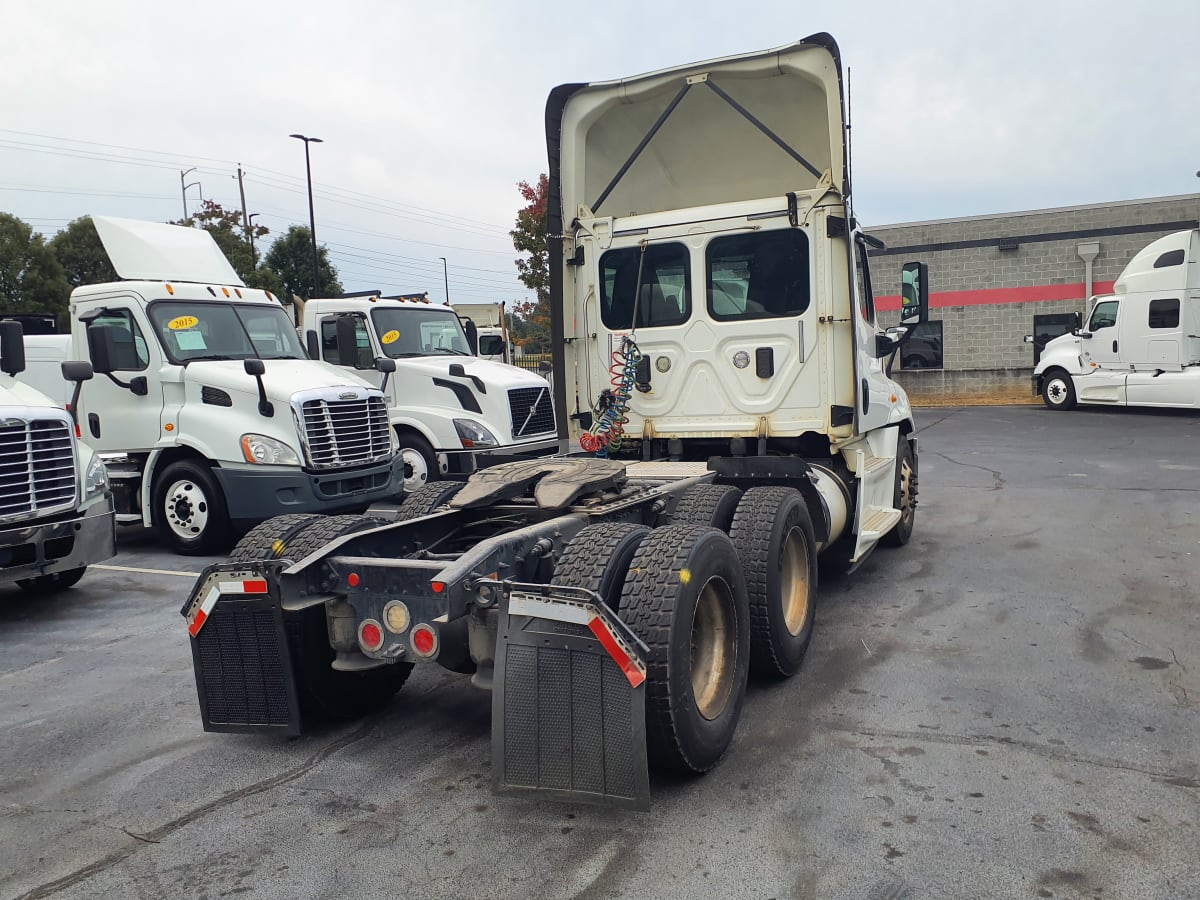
[898,458,915,529]
[164,478,208,539]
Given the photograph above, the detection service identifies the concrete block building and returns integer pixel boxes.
[868,194,1200,403]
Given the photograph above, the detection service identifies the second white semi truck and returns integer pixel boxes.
[22,217,403,554]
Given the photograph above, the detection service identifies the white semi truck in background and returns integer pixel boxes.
[453,301,513,363]
[0,321,115,593]
[291,293,558,492]
[181,34,928,808]
[1036,229,1200,410]
[21,217,403,555]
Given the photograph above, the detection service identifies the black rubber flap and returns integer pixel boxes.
[492,589,649,810]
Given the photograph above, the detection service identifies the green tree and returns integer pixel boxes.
[49,216,117,288]
[263,225,342,299]
[0,213,71,328]
[509,175,551,352]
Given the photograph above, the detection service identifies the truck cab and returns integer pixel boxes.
[296,294,558,492]
[0,322,115,592]
[1035,230,1200,410]
[26,217,403,554]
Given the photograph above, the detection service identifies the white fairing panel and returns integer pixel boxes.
[92,217,245,286]
[558,37,845,220]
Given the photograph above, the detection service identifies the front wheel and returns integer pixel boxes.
[152,460,232,555]
[1042,370,1077,411]
[882,440,916,548]
[16,567,87,594]
[396,431,438,493]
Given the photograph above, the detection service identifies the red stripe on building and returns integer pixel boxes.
[876,280,1115,312]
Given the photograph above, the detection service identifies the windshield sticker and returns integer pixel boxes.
[381,329,400,345]
[168,315,200,330]
[175,331,207,350]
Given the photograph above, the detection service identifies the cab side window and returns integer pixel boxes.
[1148,298,1179,329]
[86,309,149,371]
[1088,301,1118,331]
[854,240,876,324]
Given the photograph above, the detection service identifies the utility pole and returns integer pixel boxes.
[237,165,250,245]
[248,213,261,268]
[439,256,451,306]
[180,167,197,219]
[289,134,323,296]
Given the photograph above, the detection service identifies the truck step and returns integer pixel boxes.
[858,505,901,541]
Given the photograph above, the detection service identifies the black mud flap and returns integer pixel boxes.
[492,586,650,810]
[181,563,302,736]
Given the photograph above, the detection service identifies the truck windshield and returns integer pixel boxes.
[149,301,308,363]
[370,307,471,357]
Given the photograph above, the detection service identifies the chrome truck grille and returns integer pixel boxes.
[292,389,392,470]
[0,410,78,522]
[508,386,555,439]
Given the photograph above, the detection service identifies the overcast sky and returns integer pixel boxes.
[3,0,1198,304]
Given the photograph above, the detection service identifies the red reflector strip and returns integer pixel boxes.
[587,616,646,688]
[188,608,208,637]
[217,579,268,594]
[187,585,221,637]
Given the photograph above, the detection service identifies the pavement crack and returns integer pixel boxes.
[914,410,960,435]
[931,450,1005,490]
[15,720,378,900]
[829,724,1198,785]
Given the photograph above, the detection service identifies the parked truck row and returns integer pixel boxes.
[181,34,930,808]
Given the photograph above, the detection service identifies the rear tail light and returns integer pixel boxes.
[411,624,437,658]
[358,619,384,652]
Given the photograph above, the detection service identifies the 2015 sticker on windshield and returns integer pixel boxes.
[381,329,400,345]
[168,315,200,330]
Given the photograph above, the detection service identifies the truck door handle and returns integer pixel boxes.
[1112,340,1118,353]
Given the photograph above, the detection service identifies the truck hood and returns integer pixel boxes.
[184,359,379,403]
[400,356,549,390]
[549,32,847,220]
[0,376,65,410]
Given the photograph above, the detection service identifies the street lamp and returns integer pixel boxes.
[439,256,450,305]
[248,213,261,268]
[289,133,324,295]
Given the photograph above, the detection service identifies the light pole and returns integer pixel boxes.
[248,213,261,268]
[289,133,324,295]
[439,256,450,305]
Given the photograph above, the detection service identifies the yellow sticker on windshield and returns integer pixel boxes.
[168,315,199,330]
[381,329,400,345]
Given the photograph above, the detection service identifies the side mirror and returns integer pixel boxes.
[86,324,118,375]
[0,320,26,376]
[899,261,929,327]
[243,358,266,377]
[305,329,320,360]
[335,316,365,367]
[1072,311,1082,331]
[374,357,396,374]
[874,332,900,358]
[61,360,94,383]
[243,358,272,417]
[464,320,479,355]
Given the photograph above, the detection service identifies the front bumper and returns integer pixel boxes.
[214,456,404,527]
[0,497,117,584]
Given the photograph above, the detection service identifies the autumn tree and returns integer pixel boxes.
[0,213,71,328]
[49,217,117,288]
[510,175,552,353]
[263,225,342,300]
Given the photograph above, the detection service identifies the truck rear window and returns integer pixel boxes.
[706,231,810,321]
[599,243,690,330]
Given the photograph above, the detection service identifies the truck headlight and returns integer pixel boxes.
[83,452,109,500]
[240,433,301,466]
[453,419,498,449]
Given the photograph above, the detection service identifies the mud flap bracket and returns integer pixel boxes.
[492,585,650,810]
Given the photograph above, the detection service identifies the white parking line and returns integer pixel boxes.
[93,563,201,578]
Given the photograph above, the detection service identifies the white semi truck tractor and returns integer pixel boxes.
[0,321,116,593]
[292,293,558,491]
[180,34,928,808]
[23,217,403,555]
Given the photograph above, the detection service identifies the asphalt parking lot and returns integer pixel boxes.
[2,405,1199,900]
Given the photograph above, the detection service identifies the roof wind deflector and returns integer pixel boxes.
[591,82,692,213]
[702,80,823,180]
